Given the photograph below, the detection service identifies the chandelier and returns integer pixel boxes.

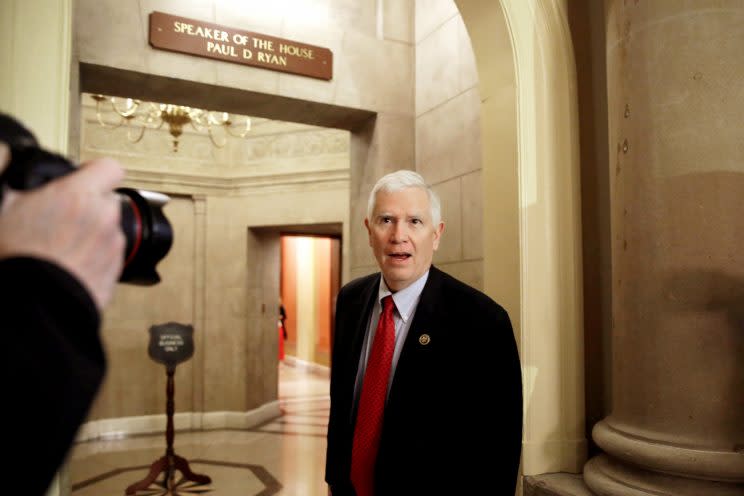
[91,94,251,152]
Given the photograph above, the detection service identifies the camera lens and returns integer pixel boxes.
[0,113,174,285]
[117,188,173,286]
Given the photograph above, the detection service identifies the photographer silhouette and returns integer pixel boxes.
[0,113,169,495]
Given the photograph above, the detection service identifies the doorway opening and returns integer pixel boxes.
[280,233,341,368]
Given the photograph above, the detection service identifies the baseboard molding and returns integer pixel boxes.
[524,474,594,496]
[522,438,588,475]
[76,400,281,442]
[283,355,330,377]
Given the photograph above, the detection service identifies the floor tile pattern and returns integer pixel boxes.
[69,363,330,496]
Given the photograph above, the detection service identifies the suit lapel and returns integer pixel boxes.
[387,266,445,397]
[401,265,444,351]
[349,274,380,364]
[340,274,379,426]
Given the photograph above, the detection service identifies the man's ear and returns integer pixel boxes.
[364,218,372,246]
[432,222,445,250]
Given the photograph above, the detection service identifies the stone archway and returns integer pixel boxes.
[456,0,587,477]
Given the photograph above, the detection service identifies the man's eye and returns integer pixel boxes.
[381,217,392,223]
[411,218,422,225]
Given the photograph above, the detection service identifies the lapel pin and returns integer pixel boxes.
[418,333,431,345]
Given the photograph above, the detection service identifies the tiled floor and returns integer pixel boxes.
[69,362,330,495]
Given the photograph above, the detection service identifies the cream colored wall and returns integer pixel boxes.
[295,237,319,361]
[203,188,348,413]
[73,0,415,314]
[90,197,196,416]
[77,103,351,429]
[414,0,484,288]
[1,3,74,495]
[75,0,410,118]
[458,0,587,479]
[71,0,415,434]
[0,0,71,153]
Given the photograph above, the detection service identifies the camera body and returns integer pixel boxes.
[0,113,173,285]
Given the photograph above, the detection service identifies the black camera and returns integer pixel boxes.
[0,113,173,285]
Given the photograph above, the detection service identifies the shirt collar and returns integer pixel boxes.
[378,270,429,323]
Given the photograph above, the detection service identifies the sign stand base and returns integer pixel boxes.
[125,366,211,494]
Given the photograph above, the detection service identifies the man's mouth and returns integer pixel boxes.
[388,252,411,261]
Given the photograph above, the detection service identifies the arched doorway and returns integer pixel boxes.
[456,0,587,476]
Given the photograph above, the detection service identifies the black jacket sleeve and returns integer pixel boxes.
[1,257,106,495]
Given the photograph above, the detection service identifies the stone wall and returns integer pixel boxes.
[415,0,483,288]
[78,97,351,430]
[73,0,417,434]
[72,0,485,435]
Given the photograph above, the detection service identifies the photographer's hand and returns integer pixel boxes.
[0,152,125,311]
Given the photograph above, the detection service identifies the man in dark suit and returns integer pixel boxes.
[326,170,522,495]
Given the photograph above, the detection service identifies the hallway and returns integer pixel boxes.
[69,363,330,495]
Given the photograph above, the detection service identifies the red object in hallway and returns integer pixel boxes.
[278,321,286,361]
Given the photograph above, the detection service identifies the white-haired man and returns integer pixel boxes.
[326,170,522,495]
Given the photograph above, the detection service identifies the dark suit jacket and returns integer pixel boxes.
[2,257,105,495]
[326,266,522,495]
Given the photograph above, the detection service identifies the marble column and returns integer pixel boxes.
[583,2,744,495]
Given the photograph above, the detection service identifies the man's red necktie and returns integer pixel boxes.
[351,295,395,496]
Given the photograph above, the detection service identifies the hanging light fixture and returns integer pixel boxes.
[90,94,251,152]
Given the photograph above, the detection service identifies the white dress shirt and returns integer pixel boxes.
[353,270,429,404]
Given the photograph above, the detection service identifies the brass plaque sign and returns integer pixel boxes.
[149,11,333,80]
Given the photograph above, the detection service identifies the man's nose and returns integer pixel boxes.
[390,222,408,242]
